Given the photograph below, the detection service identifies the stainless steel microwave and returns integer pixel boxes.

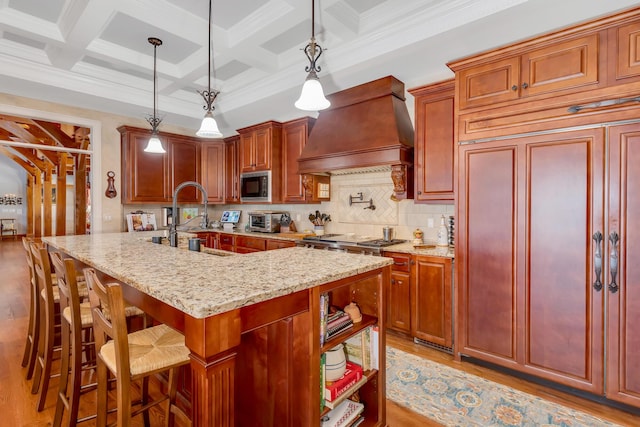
[240,171,271,202]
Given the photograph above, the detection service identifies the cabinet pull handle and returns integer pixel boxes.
[394,261,408,267]
[608,232,619,293]
[511,85,518,91]
[592,231,603,291]
[391,278,396,285]
[568,96,640,113]
[521,82,529,89]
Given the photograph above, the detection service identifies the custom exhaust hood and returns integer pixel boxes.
[297,75,415,199]
[298,75,414,172]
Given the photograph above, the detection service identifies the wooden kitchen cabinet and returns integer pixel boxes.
[224,135,241,203]
[119,126,168,203]
[235,235,266,253]
[266,239,295,250]
[282,117,323,203]
[201,141,225,203]
[168,135,201,202]
[219,233,234,252]
[458,128,606,394]
[605,123,640,408]
[609,18,640,85]
[119,126,201,203]
[409,80,455,203]
[385,252,412,334]
[413,255,453,349]
[237,120,282,172]
[454,33,601,111]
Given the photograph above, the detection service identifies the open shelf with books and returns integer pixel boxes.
[316,267,386,427]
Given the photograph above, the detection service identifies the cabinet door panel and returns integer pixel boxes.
[254,127,272,170]
[612,20,640,83]
[201,142,224,203]
[521,34,600,97]
[225,136,240,203]
[458,57,520,109]
[387,270,411,333]
[607,124,640,406]
[459,144,517,361]
[413,256,452,347]
[283,121,307,203]
[239,133,254,172]
[525,132,604,393]
[169,138,200,202]
[411,80,455,202]
[124,132,169,202]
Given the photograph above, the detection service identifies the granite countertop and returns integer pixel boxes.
[181,228,455,258]
[42,232,392,319]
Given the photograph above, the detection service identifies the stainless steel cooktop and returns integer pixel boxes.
[297,234,405,255]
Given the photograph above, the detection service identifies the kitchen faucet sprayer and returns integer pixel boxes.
[169,181,208,247]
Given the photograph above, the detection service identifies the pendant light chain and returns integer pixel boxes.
[199,0,219,113]
[146,37,163,132]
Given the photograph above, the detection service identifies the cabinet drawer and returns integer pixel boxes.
[385,252,411,272]
[219,234,234,245]
[236,236,266,251]
[266,239,295,250]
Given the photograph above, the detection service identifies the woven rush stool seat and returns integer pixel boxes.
[84,268,191,427]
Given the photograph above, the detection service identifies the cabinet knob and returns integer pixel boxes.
[417,190,422,195]
[391,279,396,285]
[511,85,518,91]
[522,82,529,89]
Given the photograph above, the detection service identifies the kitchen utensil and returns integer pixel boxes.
[152,236,163,244]
[188,238,202,252]
[383,226,393,241]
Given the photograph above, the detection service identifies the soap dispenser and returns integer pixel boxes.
[437,215,448,247]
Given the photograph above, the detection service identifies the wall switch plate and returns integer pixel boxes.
[427,218,434,228]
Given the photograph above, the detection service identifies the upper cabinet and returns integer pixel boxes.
[119,126,201,204]
[224,135,241,203]
[281,117,330,204]
[409,80,455,203]
[237,120,282,173]
[201,141,225,203]
[450,10,640,142]
[609,19,640,84]
[456,34,601,111]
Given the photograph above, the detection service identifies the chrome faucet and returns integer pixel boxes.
[169,181,209,247]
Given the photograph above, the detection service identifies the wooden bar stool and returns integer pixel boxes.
[84,268,191,427]
[50,252,96,427]
[21,237,40,380]
[30,241,63,411]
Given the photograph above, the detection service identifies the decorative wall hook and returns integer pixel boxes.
[105,171,117,198]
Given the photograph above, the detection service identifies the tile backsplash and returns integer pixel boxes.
[124,170,454,243]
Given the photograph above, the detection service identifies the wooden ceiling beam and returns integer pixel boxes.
[0,119,59,166]
[32,120,79,149]
[0,146,37,175]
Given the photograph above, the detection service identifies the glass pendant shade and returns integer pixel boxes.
[196,111,223,138]
[295,72,330,111]
[144,133,165,153]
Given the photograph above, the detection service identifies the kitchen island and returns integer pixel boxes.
[43,232,392,427]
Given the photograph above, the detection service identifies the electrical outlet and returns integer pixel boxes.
[427,218,434,228]
[103,215,112,221]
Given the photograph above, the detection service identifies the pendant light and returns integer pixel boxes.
[295,0,330,111]
[196,0,223,138]
[144,37,165,153]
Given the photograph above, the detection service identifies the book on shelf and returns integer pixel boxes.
[370,325,379,370]
[326,320,354,340]
[320,399,365,427]
[324,376,367,409]
[343,327,372,371]
[325,361,363,402]
[327,311,351,329]
[320,352,326,411]
[320,293,329,346]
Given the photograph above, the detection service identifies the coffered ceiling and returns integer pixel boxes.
[0,0,638,136]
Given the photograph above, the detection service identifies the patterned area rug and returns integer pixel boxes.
[386,347,622,427]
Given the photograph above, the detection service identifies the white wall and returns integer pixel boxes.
[0,155,27,235]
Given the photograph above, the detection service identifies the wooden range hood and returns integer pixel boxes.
[297,75,415,199]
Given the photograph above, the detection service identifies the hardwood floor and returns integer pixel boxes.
[1,239,637,426]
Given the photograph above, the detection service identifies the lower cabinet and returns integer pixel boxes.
[413,255,453,348]
[385,252,412,334]
[384,251,453,350]
[235,235,266,253]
